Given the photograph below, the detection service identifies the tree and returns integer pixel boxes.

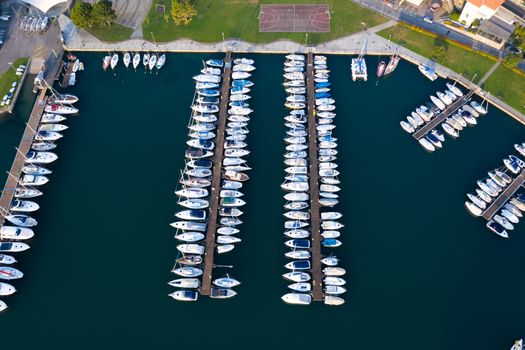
[71,2,93,28]
[502,51,523,68]
[432,46,447,62]
[171,0,197,25]
[92,0,116,26]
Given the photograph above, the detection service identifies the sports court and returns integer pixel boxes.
[259,4,330,33]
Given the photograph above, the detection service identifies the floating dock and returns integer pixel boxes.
[0,89,48,227]
[412,89,476,140]
[306,51,323,302]
[200,51,232,296]
[481,169,525,220]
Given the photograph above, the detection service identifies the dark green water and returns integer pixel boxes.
[0,53,524,349]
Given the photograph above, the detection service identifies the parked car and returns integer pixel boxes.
[430,2,441,11]
[0,15,10,21]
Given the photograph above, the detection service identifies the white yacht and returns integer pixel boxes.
[171,267,203,277]
[0,282,16,296]
[213,276,241,288]
[281,293,312,305]
[324,295,345,306]
[168,278,200,288]
[169,290,198,301]
[0,226,34,240]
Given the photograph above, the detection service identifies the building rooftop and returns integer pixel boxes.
[478,15,515,40]
[468,0,505,10]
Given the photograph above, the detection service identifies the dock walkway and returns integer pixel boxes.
[200,51,232,296]
[481,169,525,220]
[306,51,323,302]
[412,89,476,140]
[60,61,75,88]
[0,89,48,227]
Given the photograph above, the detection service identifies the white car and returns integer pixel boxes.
[0,15,10,21]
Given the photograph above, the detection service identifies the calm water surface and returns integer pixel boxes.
[0,53,523,349]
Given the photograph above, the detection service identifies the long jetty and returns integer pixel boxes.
[481,169,525,220]
[200,51,232,296]
[412,89,476,140]
[306,51,323,302]
[0,89,48,227]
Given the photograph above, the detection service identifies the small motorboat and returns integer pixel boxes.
[177,254,203,266]
[148,54,157,70]
[217,244,235,254]
[325,285,347,295]
[5,214,37,227]
[470,101,487,114]
[430,95,446,110]
[171,267,203,277]
[168,278,200,289]
[324,295,345,306]
[48,94,78,105]
[324,276,346,286]
[14,188,42,199]
[175,188,209,199]
[0,282,16,296]
[169,290,198,301]
[175,209,206,221]
[178,199,209,209]
[446,82,463,97]
[0,266,24,280]
[217,236,241,244]
[419,138,435,152]
[20,174,49,187]
[0,226,34,240]
[283,271,311,282]
[10,199,39,212]
[132,52,140,69]
[284,260,311,270]
[206,59,223,67]
[494,214,514,231]
[210,288,237,299]
[123,52,131,68]
[281,293,311,305]
[170,221,207,232]
[321,256,339,266]
[156,54,166,70]
[285,239,310,249]
[102,55,111,70]
[284,250,311,259]
[142,53,150,68]
[174,232,205,243]
[22,164,52,175]
[288,282,311,292]
[213,276,241,288]
[45,104,78,114]
[110,53,119,70]
[31,142,57,151]
[217,227,239,235]
[40,113,66,124]
[177,244,205,255]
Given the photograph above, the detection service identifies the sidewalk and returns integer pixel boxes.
[58,15,525,125]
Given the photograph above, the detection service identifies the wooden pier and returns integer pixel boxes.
[306,51,323,302]
[481,169,525,220]
[0,89,48,227]
[200,52,232,296]
[59,61,75,88]
[412,89,476,140]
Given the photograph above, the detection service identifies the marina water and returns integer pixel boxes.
[0,53,524,349]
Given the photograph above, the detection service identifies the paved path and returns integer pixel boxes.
[479,60,502,85]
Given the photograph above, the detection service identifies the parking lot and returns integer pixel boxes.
[0,1,62,74]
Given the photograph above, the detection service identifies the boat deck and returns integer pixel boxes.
[412,89,476,140]
[200,51,232,296]
[307,51,323,302]
[0,89,48,228]
[481,169,525,220]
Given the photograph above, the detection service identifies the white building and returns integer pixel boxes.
[458,0,505,26]
[18,0,68,15]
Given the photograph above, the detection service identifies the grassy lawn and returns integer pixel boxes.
[0,57,29,105]
[483,66,525,114]
[87,22,133,42]
[378,24,496,80]
[142,0,387,43]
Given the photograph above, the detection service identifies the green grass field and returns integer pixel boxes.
[0,57,29,106]
[483,67,525,114]
[87,22,133,43]
[378,25,496,80]
[142,0,387,43]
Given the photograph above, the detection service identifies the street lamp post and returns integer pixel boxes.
[222,32,225,52]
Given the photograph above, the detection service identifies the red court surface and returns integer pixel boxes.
[259,4,330,33]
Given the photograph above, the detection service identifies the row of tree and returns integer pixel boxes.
[71,0,117,28]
